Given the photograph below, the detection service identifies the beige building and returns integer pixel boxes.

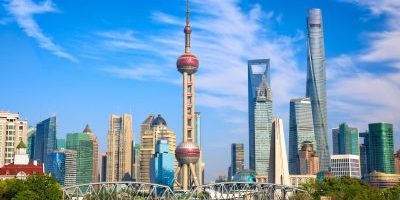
[83,124,99,183]
[139,114,176,183]
[289,175,316,187]
[106,114,133,181]
[366,171,400,189]
[0,112,27,167]
[268,118,290,185]
[395,150,400,174]
[298,141,319,175]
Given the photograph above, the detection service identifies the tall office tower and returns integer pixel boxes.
[248,59,272,177]
[194,112,204,185]
[0,112,28,167]
[306,8,330,172]
[47,149,77,186]
[298,141,319,175]
[231,143,244,178]
[334,123,359,155]
[150,139,175,189]
[57,139,66,150]
[139,114,177,183]
[330,155,360,178]
[332,128,339,154]
[27,126,35,160]
[359,131,369,178]
[100,153,107,182]
[66,133,93,185]
[83,124,99,183]
[269,118,290,185]
[107,114,133,181]
[395,150,400,174]
[132,143,140,181]
[368,123,395,174]
[289,98,316,175]
[34,116,57,166]
[174,0,201,191]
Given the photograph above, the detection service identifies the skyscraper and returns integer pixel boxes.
[100,152,107,182]
[174,0,201,191]
[289,98,316,174]
[306,8,330,172]
[34,116,57,167]
[333,123,359,155]
[150,139,175,189]
[47,149,77,186]
[248,59,273,177]
[0,112,27,167]
[298,141,319,175]
[368,123,395,174]
[194,112,204,185]
[332,128,339,155]
[27,127,35,160]
[231,143,244,179]
[269,118,289,185]
[359,131,369,178]
[83,124,99,183]
[139,114,176,183]
[66,132,93,185]
[57,139,66,150]
[132,143,140,181]
[330,154,360,178]
[106,114,133,181]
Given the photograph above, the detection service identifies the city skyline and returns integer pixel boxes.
[1,0,400,182]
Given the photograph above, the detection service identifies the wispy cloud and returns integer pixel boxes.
[4,0,77,62]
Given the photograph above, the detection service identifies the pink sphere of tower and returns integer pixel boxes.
[175,142,200,165]
[177,53,199,74]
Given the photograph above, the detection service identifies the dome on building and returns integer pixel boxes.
[17,141,26,149]
[177,53,199,74]
[232,169,257,183]
[151,114,167,126]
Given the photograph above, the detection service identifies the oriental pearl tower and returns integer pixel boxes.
[174,0,201,191]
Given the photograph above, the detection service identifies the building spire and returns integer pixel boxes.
[184,0,191,53]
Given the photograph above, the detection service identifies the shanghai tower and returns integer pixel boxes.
[306,9,330,172]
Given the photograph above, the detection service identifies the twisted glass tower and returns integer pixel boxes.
[306,9,330,172]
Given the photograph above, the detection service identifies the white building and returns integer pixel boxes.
[330,154,360,178]
[268,118,290,185]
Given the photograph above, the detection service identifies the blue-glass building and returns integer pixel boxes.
[305,9,330,172]
[333,123,359,155]
[34,116,57,169]
[359,131,369,179]
[47,151,66,185]
[150,139,174,189]
[248,59,273,177]
[289,98,316,175]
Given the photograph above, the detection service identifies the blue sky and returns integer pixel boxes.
[1,0,400,182]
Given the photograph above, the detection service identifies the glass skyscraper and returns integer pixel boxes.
[34,116,57,167]
[248,59,273,177]
[150,139,175,189]
[231,143,244,178]
[289,98,316,174]
[333,123,359,155]
[47,149,77,187]
[368,123,395,174]
[305,9,330,172]
[66,133,93,185]
[359,131,369,179]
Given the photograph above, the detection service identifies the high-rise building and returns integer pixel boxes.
[139,114,176,183]
[106,114,133,181]
[100,152,107,182]
[368,123,395,174]
[359,131,369,178]
[47,149,77,186]
[231,143,244,179]
[174,0,201,190]
[83,124,99,183]
[194,112,204,185]
[332,123,359,155]
[248,59,273,177]
[330,154,360,178]
[57,139,66,150]
[395,150,400,174]
[0,112,28,167]
[27,127,35,160]
[269,118,290,185]
[306,8,330,172]
[289,98,315,175]
[132,143,140,181]
[150,139,175,189]
[66,133,93,185]
[298,141,319,175]
[34,116,57,167]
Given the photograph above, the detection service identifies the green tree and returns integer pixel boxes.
[25,175,62,200]
[12,190,40,200]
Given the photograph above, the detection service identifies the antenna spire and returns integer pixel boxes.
[184,0,191,53]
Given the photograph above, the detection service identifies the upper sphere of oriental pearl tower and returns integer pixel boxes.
[175,141,200,165]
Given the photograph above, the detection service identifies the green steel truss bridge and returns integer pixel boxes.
[62,181,305,200]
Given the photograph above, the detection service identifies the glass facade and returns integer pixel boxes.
[248,59,273,177]
[150,139,175,189]
[233,169,257,183]
[337,123,359,155]
[289,98,316,174]
[47,151,66,186]
[306,9,330,172]
[57,139,66,150]
[231,143,244,178]
[34,116,57,168]
[27,127,36,160]
[359,131,369,179]
[66,133,93,185]
[368,123,394,174]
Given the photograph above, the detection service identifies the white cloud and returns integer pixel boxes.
[5,0,77,62]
